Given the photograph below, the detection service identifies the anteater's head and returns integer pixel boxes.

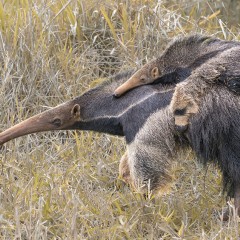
[0,69,175,145]
[114,60,160,97]
[0,101,80,145]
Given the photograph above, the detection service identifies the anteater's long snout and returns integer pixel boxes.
[0,101,80,145]
[114,76,140,97]
[113,70,146,97]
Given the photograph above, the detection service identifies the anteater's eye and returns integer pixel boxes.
[52,118,61,127]
[140,76,147,83]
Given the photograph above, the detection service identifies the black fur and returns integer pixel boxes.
[188,86,240,197]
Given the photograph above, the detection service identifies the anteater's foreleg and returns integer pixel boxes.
[119,152,133,186]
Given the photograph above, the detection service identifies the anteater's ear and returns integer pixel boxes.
[151,67,160,79]
[71,104,80,119]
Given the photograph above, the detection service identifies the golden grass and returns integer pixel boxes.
[0,0,240,239]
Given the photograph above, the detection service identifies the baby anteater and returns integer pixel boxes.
[114,35,240,130]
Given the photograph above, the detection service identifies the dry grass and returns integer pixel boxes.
[0,0,240,239]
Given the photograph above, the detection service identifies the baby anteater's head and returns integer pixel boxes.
[114,60,161,97]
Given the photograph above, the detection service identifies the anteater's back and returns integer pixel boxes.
[158,35,240,74]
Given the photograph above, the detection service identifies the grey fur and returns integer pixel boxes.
[127,107,177,192]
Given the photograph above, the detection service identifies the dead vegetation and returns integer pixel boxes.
[0,0,240,239]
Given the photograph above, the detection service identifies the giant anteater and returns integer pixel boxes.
[0,69,240,219]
